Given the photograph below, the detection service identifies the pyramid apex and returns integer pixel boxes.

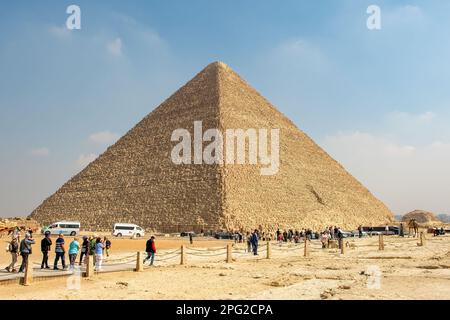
[206,61,232,71]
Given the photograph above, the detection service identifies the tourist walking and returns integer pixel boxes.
[40,231,52,269]
[250,230,259,255]
[246,232,252,252]
[94,237,104,271]
[104,237,111,257]
[53,233,66,270]
[144,236,156,266]
[5,236,19,272]
[320,232,330,249]
[18,233,35,273]
[79,236,89,265]
[189,233,193,245]
[358,225,363,238]
[399,223,404,237]
[68,237,80,270]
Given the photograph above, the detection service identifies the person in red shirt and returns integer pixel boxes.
[144,236,156,266]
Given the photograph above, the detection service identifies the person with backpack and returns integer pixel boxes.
[104,237,111,257]
[5,236,19,272]
[53,233,66,270]
[79,236,89,265]
[18,233,35,273]
[89,235,97,265]
[41,231,52,269]
[143,236,156,266]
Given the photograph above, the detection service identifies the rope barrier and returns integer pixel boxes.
[186,246,226,252]
[154,249,181,256]
[154,254,180,262]
[102,260,135,267]
[187,251,227,257]
[103,254,137,263]
[271,245,302,251]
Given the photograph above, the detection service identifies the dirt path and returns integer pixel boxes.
[1,235,449,300]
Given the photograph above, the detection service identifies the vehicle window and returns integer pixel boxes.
[115,226,134,230]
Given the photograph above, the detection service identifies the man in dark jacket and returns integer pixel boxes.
[19,234,35,273]
[144,236,156,266]
[250,230,259,255]
[41,231,52,269]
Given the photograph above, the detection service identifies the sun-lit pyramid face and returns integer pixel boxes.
[29,62,393,233]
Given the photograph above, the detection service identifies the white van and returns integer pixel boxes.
[112,223,145,237]
[43,221,80,236]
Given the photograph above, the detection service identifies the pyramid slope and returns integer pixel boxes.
[30,61,393,232]
[215,62,393,231]
[30,63,226,232]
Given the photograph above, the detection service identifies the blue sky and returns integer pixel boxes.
[1,0,450,217]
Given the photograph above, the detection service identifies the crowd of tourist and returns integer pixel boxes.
[4,231,112,273]
[3,222,448,274]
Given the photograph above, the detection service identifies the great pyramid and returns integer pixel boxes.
[30,62,393,232]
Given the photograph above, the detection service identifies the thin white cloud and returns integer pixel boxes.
[77,153,98,168]
[88,131,119,145]
[272,38,329,72]
[107,38,123,57]
[48,25,71,38]
[30,147,50,156]
[383,5,425,28]
[387,111,436,125]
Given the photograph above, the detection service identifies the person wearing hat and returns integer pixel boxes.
[5,236,19,272]
[41,231,52,269]
[18,233,35,273]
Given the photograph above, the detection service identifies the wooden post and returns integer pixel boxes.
[84,254,94,278]
[226,244,232,263]
[418,232,425,246]
[22,259,33,286]
[266,241,271,259]
[340,239,345,254]
[135,251,143,271]
[180,245,186,265]
[378,234,384,251]
[304,237,309,257]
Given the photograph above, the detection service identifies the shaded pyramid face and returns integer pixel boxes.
[30,62,393,232]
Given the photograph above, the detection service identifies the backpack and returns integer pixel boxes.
[90,240,96,252]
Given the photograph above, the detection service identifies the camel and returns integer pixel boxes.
[408,219,419,237]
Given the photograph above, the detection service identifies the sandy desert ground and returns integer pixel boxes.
[1,232,450,300]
